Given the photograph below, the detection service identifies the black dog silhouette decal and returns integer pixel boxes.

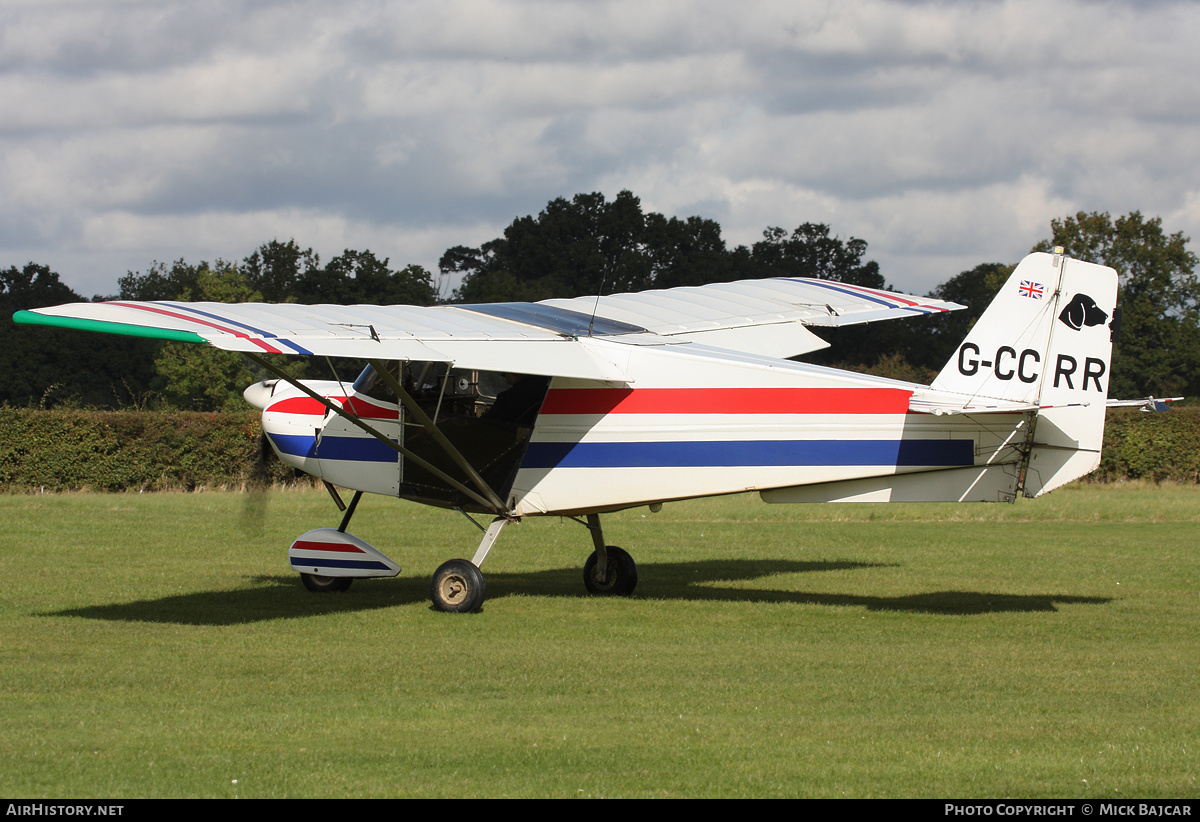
[1058,293,1108,331]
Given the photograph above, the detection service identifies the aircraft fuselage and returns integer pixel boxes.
[253,343,1030,518]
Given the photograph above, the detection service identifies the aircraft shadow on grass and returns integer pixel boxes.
[45,558,1112,626]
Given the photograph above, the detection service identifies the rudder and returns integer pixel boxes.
[932,251,1119,496]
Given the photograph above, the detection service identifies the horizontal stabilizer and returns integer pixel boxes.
[908,397,1093,416]
[1106,396,1182,412]
[908,397,1039,416]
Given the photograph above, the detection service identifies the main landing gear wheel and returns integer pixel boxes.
[301,573,353,593]
[583,546,638,596]
[430,559,487,613]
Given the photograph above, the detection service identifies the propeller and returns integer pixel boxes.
[240,427,281,537]
[240,378,286,536]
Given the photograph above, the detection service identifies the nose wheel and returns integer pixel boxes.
[430,559,487,613]
[301,573,353,593]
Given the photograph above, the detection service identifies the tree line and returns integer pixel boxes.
[3,191,1196,411]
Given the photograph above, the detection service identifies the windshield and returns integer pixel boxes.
[352,362,510,413]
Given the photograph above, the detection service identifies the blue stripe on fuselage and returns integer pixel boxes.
[269,433,973,470]
[268,433,398,463]
[521,439,974,469]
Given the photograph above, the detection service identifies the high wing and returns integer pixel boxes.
[560,277,962,329]
[16,299,631,381]
[14,276,962,380]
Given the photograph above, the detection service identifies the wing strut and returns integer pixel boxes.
[367,358,509,515]
[243,353,505,515]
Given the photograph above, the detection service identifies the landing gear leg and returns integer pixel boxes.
[337,491,363,533]
[582,514,637,596]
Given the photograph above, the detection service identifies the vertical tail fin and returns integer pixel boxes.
[932,251,1119,496]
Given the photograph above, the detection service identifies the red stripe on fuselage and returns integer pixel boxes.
[539,387,911,415]
[265,395,399,420]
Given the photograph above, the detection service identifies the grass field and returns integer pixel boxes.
[1,484,1197,798]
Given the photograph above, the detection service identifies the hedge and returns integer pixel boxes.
[1096,405,1200,484]
[1,405,1196,493]
[0,408,298,492]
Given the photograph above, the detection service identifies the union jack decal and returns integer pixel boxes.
[1018,280,1044,299]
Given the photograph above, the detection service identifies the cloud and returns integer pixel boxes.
[2,0,1199,297]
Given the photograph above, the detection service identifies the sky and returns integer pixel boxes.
[4,0,1200,300]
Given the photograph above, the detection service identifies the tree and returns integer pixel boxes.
[915,262,1013,371]
[122,243,437,308]
[296,249,436,306]
[1033,211,1199,398]
[750,223,885,288]
[446,191,906,306]
[242,239,320,303]
[118,258,205,301]
[642,213,742,289]
[449,191,737,303]
[150,261,267,412]
[2,263,158,407]
[1,262,77,308]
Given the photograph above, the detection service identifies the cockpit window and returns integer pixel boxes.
[475,371,508,400]
[352,363,399,403]
[351,362,527,417]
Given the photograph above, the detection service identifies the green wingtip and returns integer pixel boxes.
[13,310,208,344]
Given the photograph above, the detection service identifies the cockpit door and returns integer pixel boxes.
[312,395,402,497]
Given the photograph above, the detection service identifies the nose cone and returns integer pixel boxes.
[243,380,278,410]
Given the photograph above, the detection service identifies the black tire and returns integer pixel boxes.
[430,559,486,613]
[301,573,353,593]
[583,546,637,596]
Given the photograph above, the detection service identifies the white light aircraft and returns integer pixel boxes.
[15,250,1141,612]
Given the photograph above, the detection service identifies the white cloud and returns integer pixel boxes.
[1,0,1198,299]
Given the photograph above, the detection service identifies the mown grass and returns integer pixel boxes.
[0,484,1196,798]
